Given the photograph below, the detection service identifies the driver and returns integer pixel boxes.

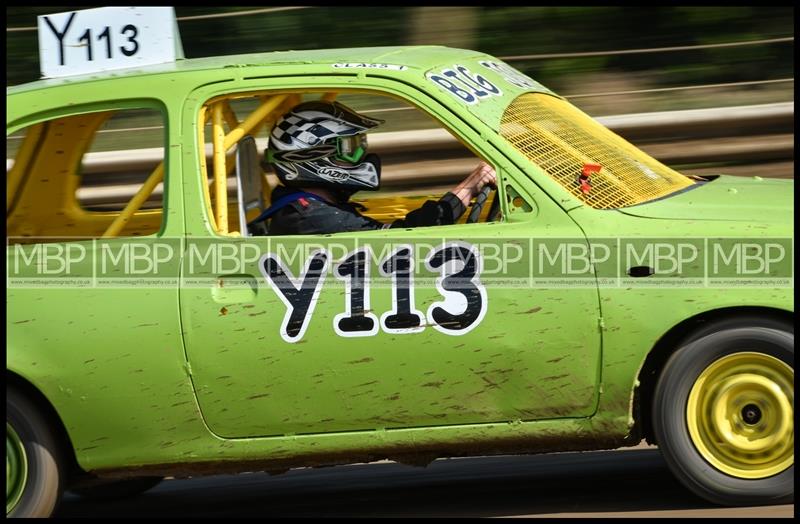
[251,101,496,235]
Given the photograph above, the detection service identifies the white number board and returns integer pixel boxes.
[38,6,184,79]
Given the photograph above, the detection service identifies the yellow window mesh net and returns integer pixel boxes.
[500,93,694,209]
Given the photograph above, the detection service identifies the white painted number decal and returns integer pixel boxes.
[261,243,487,343]
[427,64,502,105]
[260,251,329,344]
[425,242,488,336]
[379,246,426,334]
[334,248,380,338]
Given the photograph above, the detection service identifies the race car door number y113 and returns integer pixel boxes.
[260,243,488,343]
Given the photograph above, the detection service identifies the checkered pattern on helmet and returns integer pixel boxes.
[272,114,341,147]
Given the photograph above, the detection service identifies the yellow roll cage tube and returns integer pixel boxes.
[101,91,329,238]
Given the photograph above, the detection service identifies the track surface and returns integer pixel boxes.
[56,447,793,518]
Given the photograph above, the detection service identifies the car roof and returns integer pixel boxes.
[7,45,486,95]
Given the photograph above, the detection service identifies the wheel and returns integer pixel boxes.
[7,387,65,517]
[653,326,794,506]
[69,476,163,501]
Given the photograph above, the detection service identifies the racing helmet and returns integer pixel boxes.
[265,101,385,196]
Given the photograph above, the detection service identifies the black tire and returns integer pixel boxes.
[680,315,793,346]
[653,327,794,506]
[7,387,65,518]
[69,476,163,501]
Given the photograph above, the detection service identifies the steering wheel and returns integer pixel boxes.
[466,185,498,224]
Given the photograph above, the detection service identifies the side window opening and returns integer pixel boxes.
[6,106,167,245]
[198,89,504,238]
[78,109,165,213]
[199,93,302,236]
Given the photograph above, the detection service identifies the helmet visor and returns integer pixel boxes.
[335,134,368,164]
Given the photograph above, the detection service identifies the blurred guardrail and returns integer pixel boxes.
[9,102,792,205]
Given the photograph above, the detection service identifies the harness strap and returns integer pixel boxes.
[247,191,326,226]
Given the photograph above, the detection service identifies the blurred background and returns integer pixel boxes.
[6,6,795,183]
[7,6,794,108]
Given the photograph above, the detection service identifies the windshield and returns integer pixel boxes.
[500,93,695,209]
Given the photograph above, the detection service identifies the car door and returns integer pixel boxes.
[178,78,602,438]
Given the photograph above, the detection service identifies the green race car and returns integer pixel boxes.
[6,10,794,518]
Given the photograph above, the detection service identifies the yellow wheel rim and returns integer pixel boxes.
[687,352,794,479]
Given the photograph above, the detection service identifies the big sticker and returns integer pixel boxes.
[427,64,502,105]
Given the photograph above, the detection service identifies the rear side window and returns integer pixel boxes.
[7,106,166,244]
